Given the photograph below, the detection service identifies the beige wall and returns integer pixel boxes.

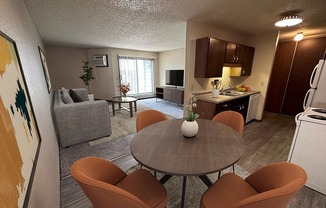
[1,0,60,207]
[158,48,186,86]
[45,46,88,91]
[233,32,279,119]
[185,21,279,119]
[87,48,159,99]
[45,46,159,100]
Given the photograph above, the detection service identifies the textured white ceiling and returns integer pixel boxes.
[23,0,326,52]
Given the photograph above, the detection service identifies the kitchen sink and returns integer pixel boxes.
[219,90,245,96]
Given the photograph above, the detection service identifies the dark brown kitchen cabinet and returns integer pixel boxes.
[265,37,326,116]
[225,42,245,64]
[193,100,217,119]
[193,96,249,120]
[228,45,255,76]
[241,46,255,76]
[194,37,226,78]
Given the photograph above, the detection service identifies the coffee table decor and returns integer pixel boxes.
[118,83,131,96]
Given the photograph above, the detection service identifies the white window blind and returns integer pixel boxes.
[118,55,154,95]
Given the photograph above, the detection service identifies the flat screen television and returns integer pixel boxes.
[165,70,184,87]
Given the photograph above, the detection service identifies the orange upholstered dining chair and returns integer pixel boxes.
[212,110,244,136]
[70,156,168,208]
[136,109,168,132]
[136,109,168,175]
[200,162,307,208]
[212,111,244,174]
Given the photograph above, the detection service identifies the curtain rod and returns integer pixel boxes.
[118,54,157,59]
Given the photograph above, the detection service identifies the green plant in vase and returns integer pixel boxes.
[185,95,199,121]
[79,61,95,93]
[182,95,199,138]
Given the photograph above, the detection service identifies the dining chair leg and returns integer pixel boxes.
[218,171,221,179]
[140,164,156,178]
[232,165,235,173]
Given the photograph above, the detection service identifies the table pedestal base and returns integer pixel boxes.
[159,174,212,208]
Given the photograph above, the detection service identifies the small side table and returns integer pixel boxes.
[111,96,138,117]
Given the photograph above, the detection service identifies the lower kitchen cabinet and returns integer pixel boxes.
[193,100,217,120]
[194,96,249,121]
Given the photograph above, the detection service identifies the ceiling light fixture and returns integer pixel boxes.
[275,15,303,27]
[294,32,304,41]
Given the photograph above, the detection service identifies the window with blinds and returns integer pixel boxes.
[118,55,154,95]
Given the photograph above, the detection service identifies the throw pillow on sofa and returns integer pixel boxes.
[69,89,83,102]
[61,87,74,104]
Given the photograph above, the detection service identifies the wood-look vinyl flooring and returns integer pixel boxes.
[60,112,326,208]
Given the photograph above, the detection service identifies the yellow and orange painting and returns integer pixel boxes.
[0,32,40,207]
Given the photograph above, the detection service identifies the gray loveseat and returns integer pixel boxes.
[53,88,111,147]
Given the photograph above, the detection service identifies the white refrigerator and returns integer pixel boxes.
[303,59,326,109]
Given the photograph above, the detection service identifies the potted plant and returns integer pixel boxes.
[181,95,199,138]
[79,61,95,100]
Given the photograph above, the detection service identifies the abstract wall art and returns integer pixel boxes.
[0,31,41,208]
[38,46,51,93]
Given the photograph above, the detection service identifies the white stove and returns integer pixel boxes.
[288,107,326,195]
[298,107,326,125]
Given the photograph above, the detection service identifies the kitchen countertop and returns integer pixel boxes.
[194,90,260,104]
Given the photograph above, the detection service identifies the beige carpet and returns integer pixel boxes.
[89,102,175,146]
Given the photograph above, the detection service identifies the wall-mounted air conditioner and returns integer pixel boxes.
[93,54,108,67]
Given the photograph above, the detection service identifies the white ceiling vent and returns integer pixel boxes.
[93,54,108,67]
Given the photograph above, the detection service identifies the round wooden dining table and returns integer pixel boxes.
[130,118,245,208]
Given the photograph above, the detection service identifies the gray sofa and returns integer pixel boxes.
[53,88,111,147]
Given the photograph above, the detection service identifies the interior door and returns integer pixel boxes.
[281,37,326,116]
[265,41,296,113]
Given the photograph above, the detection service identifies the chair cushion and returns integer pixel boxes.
[69,89,83,102]
[200,173,258,208]
[117,169,168,208]
[61,87,74,104]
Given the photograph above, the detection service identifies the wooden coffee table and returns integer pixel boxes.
[130,118,245,208]
[111,96,138,117]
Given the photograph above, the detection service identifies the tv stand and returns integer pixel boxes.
[156,86,184,105]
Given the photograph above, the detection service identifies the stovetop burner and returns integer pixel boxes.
[312,108,326,114]
[308,115,326,120]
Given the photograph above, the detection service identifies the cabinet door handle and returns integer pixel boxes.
[233,56,236,62]
[235,56,239,62]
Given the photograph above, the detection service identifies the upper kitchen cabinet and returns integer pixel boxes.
[195,37,255,78]
[241,46,255,76]
[195,37,227,78]
[225,42,245,64]
[228,44,255,76]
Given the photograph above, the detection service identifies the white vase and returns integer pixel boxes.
[88,94,94,101]
[212,88,220,98]
[181,120,199,138]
